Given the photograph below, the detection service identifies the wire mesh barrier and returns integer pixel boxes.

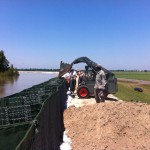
[0,77,67,150]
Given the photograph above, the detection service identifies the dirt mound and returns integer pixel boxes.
[64,101,150,150]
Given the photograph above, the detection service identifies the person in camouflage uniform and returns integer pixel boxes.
[94,66,107,103]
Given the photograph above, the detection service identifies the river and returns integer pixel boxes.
[0,71,59,98]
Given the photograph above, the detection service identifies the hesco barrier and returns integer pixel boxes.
[0,77,67,150]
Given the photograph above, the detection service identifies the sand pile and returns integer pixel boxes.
[64,101,150,150]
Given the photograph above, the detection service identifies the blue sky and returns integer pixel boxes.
[0,0,150,70]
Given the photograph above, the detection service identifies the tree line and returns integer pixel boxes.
[0,50,19,76]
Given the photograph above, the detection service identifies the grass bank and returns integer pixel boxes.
[114,81,150,104]
[0,69,19,77]
[113,71,150,81]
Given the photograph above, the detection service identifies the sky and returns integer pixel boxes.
[0,0,150,70]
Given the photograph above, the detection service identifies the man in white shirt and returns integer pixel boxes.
[62,72,70,91]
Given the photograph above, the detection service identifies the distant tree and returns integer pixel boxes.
[0,50,9,72]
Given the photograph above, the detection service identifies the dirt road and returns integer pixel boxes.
[118,78,150,85]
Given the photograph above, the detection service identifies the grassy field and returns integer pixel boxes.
[113,72,150,104]
[113,71,150,81]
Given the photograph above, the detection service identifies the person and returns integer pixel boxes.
[94,65,107,103]
[69,69,77,93]
[74,70,83,92]
[62,72,70,91]
[78,70,85,84]
[74,70,80,93]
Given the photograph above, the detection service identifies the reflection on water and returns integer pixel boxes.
[0,75,19,96]
[0,71,58,98]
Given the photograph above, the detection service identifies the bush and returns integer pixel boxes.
[0,68,19,77]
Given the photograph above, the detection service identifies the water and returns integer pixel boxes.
[0,71,58,98]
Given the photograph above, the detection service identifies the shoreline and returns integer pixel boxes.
[19,71,59,74]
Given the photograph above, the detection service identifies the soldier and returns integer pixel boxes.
[94,65,107,103]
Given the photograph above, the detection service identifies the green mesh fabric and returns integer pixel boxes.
[0,123,31,150]
[0,77,66,150]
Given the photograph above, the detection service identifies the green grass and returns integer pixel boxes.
[114,81,150,104]
[0,70,19,77]
[113,71,150,81]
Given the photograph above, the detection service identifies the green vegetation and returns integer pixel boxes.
[113,71,150,103]
[114,81,150,104]
[113,71,150,81]
[0,50,19,77]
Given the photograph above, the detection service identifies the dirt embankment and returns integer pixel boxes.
[64,101,150,150]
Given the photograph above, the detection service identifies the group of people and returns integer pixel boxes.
[63,65,107,103]
[63,69,85,93]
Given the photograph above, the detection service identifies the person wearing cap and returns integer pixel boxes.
[94,65,107,103]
